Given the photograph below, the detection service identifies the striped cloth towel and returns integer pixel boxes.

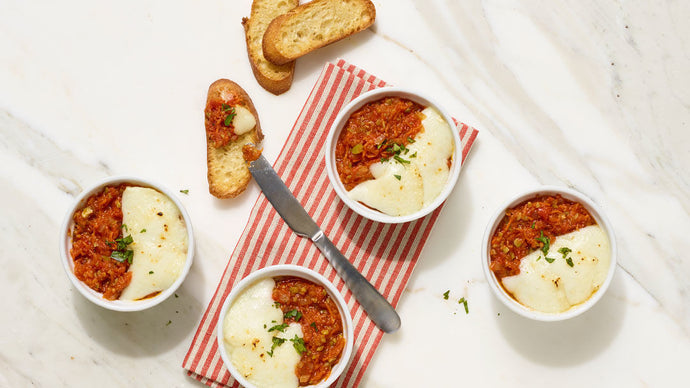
[182,59,478,387]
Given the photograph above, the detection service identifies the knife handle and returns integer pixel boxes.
[312,231,401,333]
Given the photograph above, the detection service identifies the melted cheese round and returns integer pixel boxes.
[232,105,256,135]
[119,187,188,301]
[223,279,303,388]
[501,225,611,313]
[347,107,454,216]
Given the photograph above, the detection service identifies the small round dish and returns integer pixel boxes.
[59,175,194,311]
[217,264,354,388]
[324,86,462,224]
[481,186,616,321]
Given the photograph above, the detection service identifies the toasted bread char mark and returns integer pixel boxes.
[262,0,376,65]
[205,79,263,199]
[242,0,299,95]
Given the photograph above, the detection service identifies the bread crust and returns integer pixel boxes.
[205,79,263,198]
[242,0,299,95]
[262,0,376,65]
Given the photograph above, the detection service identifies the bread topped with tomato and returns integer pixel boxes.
[204,79,263,198]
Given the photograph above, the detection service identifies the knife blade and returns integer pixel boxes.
[248,154,401,333]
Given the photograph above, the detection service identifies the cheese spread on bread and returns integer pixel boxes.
[230,105,257,135]
[501,225,611,313]
[119,187,188,301]
[223,278,303,388]
[347,107,454,216]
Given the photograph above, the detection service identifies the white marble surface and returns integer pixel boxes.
[1,0,689,387]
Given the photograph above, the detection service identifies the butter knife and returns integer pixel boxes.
[248,154,401,333]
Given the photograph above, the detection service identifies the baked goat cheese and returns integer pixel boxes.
[222,278,303,388]
[347,107,454,216]
[119,187,188,301]
[501,225,611,313]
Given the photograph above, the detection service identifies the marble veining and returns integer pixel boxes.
[1,0,689,387]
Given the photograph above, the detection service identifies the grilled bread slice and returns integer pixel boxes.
[204,79,263,198]
[262,0,376,65]
[242,0,299,95]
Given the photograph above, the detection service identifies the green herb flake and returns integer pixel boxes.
[394,174,401,180]
[284,309,302,321]
[310,322,317,332]
[393,155,410,164]
[545,257,556,263]
[531,221,536,229]
[268,323,289,333]
[267,337,287,357]
[180,189,189,195]
[290,335,307,355]
[558,247,572,258]
[459,297,469,314]
[566,257,574,267]
[407,137,416,143]
[273,302,281,309]
[223,106,237,126]
[443,290,450,300]
[166,320,172,326]
[121,224,129,232]
[351,144,363,154]
[140,229,146,233]
[148,271,154,274]
[536,231,550,255]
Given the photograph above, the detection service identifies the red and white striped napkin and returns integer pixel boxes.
[182,59,478,387]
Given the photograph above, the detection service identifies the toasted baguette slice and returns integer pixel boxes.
[242,0,299,95]
[204,79,263,198]
[262,0,376,65]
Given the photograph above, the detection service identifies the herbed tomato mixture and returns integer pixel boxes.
[272,277,345,386]
[335,97,424,190]
[204,97,241,148]
[489,194,596,279]
[70,184,131,300]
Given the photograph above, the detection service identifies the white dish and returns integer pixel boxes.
[217,264,354,388]
[481,186,616,321]
[324,86,462,223]
[59,175,194,311]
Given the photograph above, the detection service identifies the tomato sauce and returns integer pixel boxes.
[335,97,424,190]
[205,97,241,148]
[70,184,132,300]
[272,277,345,386]
[489,194,596,279]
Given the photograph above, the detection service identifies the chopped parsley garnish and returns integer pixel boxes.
[393,155,410,164]
[140,229,146,233]
[284,309,302,321]
[273,301,281,308]
[166,320,172,326]
[536,231,550,255]
[558,247,572,258]
[180,189,189,194]
[267,323,289,333]
[407,137,416,143]
[544,256,556,263]
[394,174,401,180]
[148,271,154,274]
[566,257,574,267]
[222,104,236,126]
[267,337,287,357]
[290,335,307,355]
[310,322,317,331]
[108,234,134,263]
[120,224,129,232]
[459,297,469,314]
[443,290,450,300]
